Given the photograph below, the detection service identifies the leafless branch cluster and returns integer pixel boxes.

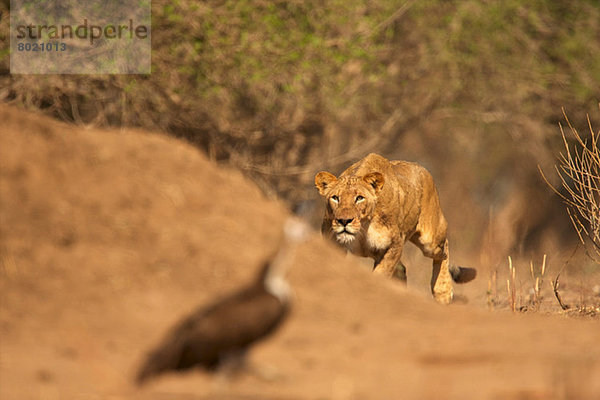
[540,106,600,263]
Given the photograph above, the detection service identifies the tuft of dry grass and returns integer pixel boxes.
[528,254,546,311]
[506,256,517,312]
[493,252,600,317]
[503,255,545,313]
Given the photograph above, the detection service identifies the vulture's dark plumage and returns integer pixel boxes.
[136,219,308,385]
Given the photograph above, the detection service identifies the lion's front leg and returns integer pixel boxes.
[372,241,405,279]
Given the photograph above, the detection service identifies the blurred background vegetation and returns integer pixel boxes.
[1,0,599,275]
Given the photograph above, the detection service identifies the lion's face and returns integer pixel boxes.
[315,171,384,244]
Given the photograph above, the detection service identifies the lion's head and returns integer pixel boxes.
[315,171,384,244]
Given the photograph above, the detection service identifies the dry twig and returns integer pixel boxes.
[551,244,580,311]
[552,271,570,311]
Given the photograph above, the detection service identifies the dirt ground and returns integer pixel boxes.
[1,106,599,400]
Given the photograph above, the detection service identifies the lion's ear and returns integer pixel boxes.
[363,172,384,193]
[315,171,337,196]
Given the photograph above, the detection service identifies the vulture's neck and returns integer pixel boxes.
[262,246,291,303]
[261,217,310,303]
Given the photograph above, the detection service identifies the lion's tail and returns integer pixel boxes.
[449,265,477,284]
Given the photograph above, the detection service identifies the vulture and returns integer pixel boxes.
[136,219,309,385]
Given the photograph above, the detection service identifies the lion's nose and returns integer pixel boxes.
[337,218,354,227]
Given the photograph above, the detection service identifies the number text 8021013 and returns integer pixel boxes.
[16,42,67,52]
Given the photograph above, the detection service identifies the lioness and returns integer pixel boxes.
[315,153,475,304]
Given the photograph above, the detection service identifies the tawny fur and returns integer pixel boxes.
[315,153,475,304]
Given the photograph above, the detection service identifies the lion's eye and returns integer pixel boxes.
[355,195,365,203]
[331,195,339,203]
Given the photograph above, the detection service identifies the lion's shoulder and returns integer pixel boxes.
[342,154,427,194]
[341,153,396,179]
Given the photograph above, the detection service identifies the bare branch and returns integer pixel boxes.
[541,106,600,263]
[552,271,570,311]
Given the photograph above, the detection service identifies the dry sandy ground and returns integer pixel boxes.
[1,106,599,400]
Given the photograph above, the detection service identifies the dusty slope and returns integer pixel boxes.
[1,106,599,400]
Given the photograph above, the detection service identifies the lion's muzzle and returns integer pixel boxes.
[332,218,360,244]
